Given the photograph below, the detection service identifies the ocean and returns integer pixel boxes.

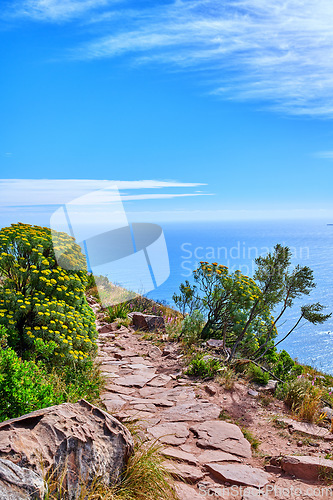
[145,220,333,375]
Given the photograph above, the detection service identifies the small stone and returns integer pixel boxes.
[204,385,217,396]
[248,389,259,397]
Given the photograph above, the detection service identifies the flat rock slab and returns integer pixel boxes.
[197,449,242,464]
[113,372,156,388]
[126,363,154,370]
[147,374,172,387]
[242,487,270,499]
[129,398,174,407]
[281,455,333,481]
[132,403,157,412]
[139,387,196,402]
[103,398,127,412]
[190,420,252,458]
[104,384,136,395]
[148,422,189,445]
[206,463,271,488]
[174,482,204,500]
[161,448,199,466]
[281,418,333,440]
[164,462,205,483]
[162,402,221,422]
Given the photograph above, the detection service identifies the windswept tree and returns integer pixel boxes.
[174,244,331,362]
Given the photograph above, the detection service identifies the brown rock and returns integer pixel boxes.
[174,482,204,500]
[131,312,165,331]
[281,418,333,440]
[242,486,270,499]
[165,462,205,483]
[147,374,172,387]
[114,372,156,388]
[205,463,271,488]
[98,324,116,334]
[162,402,221,422]
[197,450,242,464]
[0,458,45,499]
[204,385,217,396]
[161,448,199,466]
[148,422,189,445]
[190,420,252,458]
[0,400,133,499]
[281,455,333,480]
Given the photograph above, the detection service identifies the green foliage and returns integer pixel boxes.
[180,310,205,347]
[0,223,97,367]
[172,279,201,316]
[267,349,304,381]
[175,244,330,363]
[0,345,59,421]
[247,363,270,385]
[241,427,260,451]
[186,353,222,378]
[277,376,324,422]
[106,302,130,322]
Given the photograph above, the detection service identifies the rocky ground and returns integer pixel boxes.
[90,298,333,500]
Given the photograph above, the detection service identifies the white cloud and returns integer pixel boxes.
[8,0,333,116]
[314,151,333,159]
[13,0,115,21]
[74,0,333,117]
[0,179,209,206]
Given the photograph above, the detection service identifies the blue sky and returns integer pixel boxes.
[1,0,333,223]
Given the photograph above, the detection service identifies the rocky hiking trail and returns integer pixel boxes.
[91,298,333,500]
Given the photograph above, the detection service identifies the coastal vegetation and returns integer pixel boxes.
[173,244,333,423]
[0,223,101,420]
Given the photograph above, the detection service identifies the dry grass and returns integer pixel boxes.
[44,440,179,500]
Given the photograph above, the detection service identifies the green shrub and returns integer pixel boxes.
[106,302,130,322]
[181,310,205,347]
[0,223,97,367]
[0,346,59,421]
[277,377,324,422]
[186,354,221,378]
[247,363,270,385]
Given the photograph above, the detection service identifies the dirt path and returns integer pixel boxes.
[91,300,333,500]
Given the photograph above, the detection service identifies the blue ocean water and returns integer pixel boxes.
[146,220,333,375]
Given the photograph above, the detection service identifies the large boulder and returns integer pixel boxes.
[0,458,45,499]
[130,312,165,331]
[0,400,134,499]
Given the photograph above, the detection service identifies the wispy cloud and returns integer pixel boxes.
[0,179,209,206]
[8,0,333,117]
[12,0,117,21]
[314,151,333,159]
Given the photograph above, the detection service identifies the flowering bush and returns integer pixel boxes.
[175,262,276,357]
[0,223,97,367]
